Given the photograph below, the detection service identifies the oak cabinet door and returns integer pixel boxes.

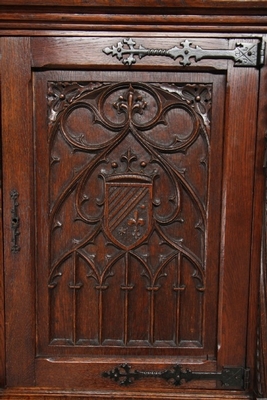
[1,36,261,397]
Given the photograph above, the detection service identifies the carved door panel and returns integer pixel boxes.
[34,68,223,389]
[1,36,261,397]
[33,69,223,388]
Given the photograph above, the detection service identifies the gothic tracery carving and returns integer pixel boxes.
[47,80,210,347]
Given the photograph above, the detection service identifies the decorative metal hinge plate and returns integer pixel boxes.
[103,38,265,68]
[102,363,250,389]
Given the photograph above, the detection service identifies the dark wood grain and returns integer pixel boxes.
[31,68,224,391]
[245,40,267,394]
[1,37,35,386]
[30,36,229,70]
[1,0,267,8]
[217,59,259,369]
[0,3,266,400]
[0,10,267,33]
[258,223,267,396]
[0,41,5,390]
[0,387,256,399]
[257,116,267,396]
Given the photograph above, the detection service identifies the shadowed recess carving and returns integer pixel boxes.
[47,81,211,347]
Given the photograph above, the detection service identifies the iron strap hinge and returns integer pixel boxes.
[102,363,250,389]
[103,37,265,68]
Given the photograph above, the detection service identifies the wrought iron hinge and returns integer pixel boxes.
[102,363,250,389]
[103,38,265,68]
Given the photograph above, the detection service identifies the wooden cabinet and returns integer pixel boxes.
[0,2,267,399]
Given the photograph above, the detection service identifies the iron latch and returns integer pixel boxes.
[102,363,250,389]
[10,189,20,253]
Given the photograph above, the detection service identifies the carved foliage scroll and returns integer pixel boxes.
[47,81,211,348]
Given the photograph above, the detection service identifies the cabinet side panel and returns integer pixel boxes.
[246,36,267,394]
[1,37,35,386]
[218,60,259,367]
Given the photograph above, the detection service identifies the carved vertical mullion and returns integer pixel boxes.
[98,287,103,345]
[121,252,135,345]
[176,253,181,346]
[173,252,185,345]
[68,251,83,345]
[124,252,129,345]
[149,289,154,345]
[148,285,157,345]
[72,251,78,345]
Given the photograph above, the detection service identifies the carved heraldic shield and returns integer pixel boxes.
[104,174,153,251]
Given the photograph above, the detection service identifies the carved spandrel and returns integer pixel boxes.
[47,81,209,346]
[47,81,106,123]
[156,83,212,133]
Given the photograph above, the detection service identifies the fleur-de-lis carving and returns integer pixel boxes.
[120,148,137,172]
[113,85,147,120]
[128,209,145,239]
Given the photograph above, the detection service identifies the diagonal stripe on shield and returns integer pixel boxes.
[104,175,153,250]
